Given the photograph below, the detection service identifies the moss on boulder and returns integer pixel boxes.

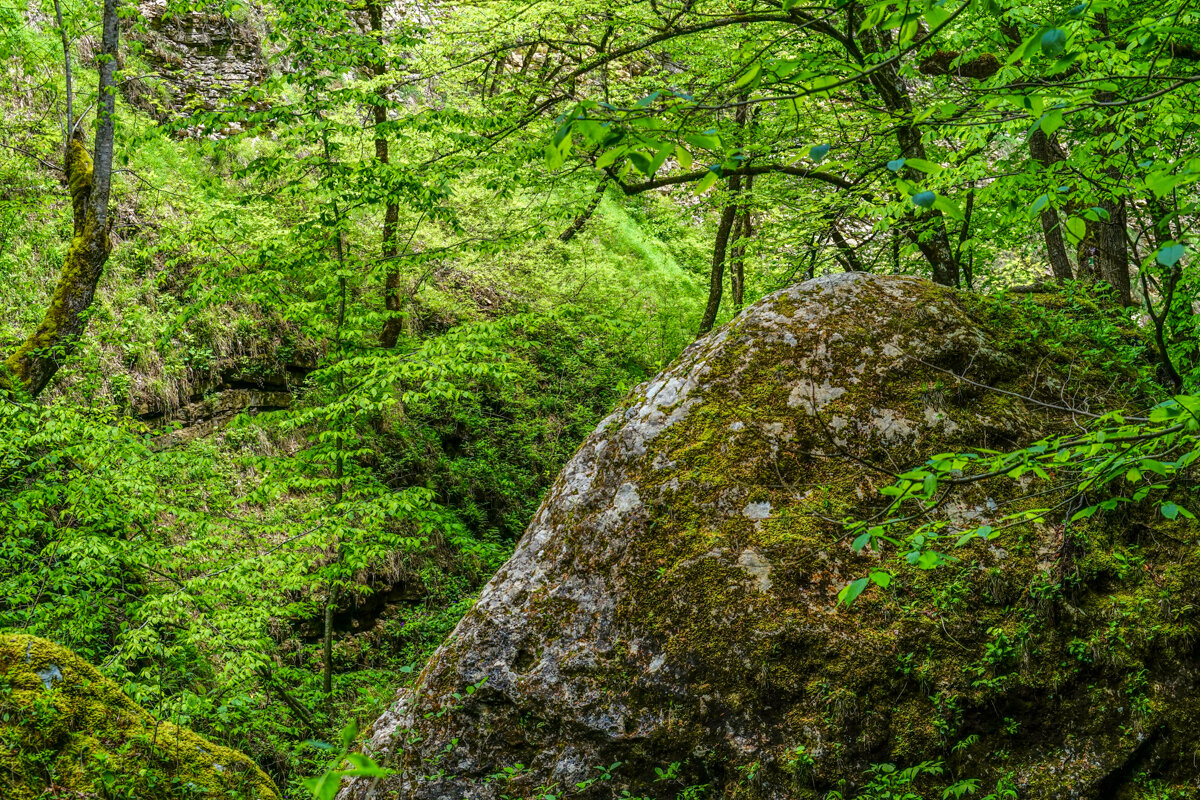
[344,274,1199,800]
[0,634,280,800]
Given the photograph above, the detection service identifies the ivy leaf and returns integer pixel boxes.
[1041,29,1067,57]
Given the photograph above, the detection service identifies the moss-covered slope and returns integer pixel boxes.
[0,634,280,800]
[345,273,1198,800]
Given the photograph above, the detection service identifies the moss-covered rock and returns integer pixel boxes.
[0,634,280,800]
[344,274,1199,800]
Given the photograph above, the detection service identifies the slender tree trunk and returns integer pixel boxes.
[698,98,751,335]
[828,218,865,273]
[1,0,118,398]
[698,178,741,335]
[729,174,754,308]
[368,0,405,349]
[53,0,73,136]
[1029,130,1073,282]
[559,179,607,242]
[322,588,336,697]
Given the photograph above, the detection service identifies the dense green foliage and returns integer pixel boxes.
[0,0,1197,797]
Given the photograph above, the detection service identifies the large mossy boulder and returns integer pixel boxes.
[0,634,280,799]
[346,274,1200,799]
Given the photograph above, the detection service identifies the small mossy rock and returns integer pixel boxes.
[0,634,280,800]
[344,274,1200,800]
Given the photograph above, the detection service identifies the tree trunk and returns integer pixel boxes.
[698,176,741,336]
[1078,188,1131,305]
[1076,89,1131,305]
[368,0,405,349]
[698,98,752,335]
[322,588,336,697]
[1,0,118,398]
[860,28,959,287]
[1029,130,1073,281]
[729,174,754,309]
[559,179,607,242]
[828,218,865,273]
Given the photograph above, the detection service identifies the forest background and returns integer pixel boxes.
[0,0,1197,796]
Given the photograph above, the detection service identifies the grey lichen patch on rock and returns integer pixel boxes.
[33,663,62,690]
[343,274,1200,800]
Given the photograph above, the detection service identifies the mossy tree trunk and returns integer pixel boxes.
[1,0,119,398]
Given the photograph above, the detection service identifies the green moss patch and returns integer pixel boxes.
[0,634,280,800]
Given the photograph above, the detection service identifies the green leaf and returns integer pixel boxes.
[594,146,626,169]
[303,773,343,800]
[676,147,693,169]
[628,151,653,175]
[838,577,870,605]
[1071,505,1098,522]
[852,532,872,552]
[869,570,893,589]
[912,190,936,208]
[1157,244,1186,267]
[1161,502,1181,520]
[634,91,661,108]
[1041,29,1067,57]
[933,196,964,221]
[339,722,358,752]
[1039,109,1064,135]
[809,143,831,163]
[887,158,907,171]
[694,169,719,194]
[1065,217,1086,245]
[904,158,942,175]
[685,131,722,151]
[735,63,762,89]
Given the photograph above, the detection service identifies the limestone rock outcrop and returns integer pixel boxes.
[0,634,280,799]
[128,0,268,121]
[344,274,1200,799]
